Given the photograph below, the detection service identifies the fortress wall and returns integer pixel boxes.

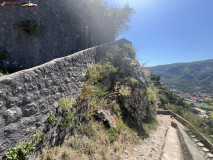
[0,0,114,70]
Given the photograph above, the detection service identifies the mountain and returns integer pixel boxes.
[149,59,213,94]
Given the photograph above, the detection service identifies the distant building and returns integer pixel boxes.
[190,97,199,102]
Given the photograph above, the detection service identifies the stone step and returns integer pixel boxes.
[193,138,200,142]
[207,153,213,159]
[197,142,205,147]
[161,126,183,160]
[201,147,209,152]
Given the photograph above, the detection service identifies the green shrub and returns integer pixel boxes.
[46,114,57,125]
[123,43,136,59]
[14,20,39,35]
[58,97,76,111]
[111,100,121,116]
[30,132,45,144]
[108,128,118,143]
[130,78,139,88]
[5,142,34,160]
[60,112,75,128]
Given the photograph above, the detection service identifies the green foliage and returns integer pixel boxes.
[60,112,75,128]
[83,0,134,38]
[130,77,139,88]
[108,128,118,143]
[164,104,213,142]
[111,100,121,116]
[141,107,158,133]
[109,4,135,38]
[5,142,34,160]
[123,43,136,59]
[30,132,45,144]
[147,87,155,103]
[158,94,168,107]
[46,114,57,125]
[58,97,76,111]
[106,45,135,67]
[86,62,117,86]
[0,72,4,77]
[79,63,117,117]
[150,59,213,94]
[149,75,184,107]
[14,19,39,35]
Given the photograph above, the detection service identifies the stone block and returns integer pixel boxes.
[197,142,205,147]
[207,153,213,158]
[201,147,209,152]
[193,138,199,142]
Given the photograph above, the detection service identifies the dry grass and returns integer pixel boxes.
[37,119,143,160]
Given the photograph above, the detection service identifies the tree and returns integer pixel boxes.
[109,4,134,38]
[82,0,134,39]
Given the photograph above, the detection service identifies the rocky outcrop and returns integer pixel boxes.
[97,109,117,128]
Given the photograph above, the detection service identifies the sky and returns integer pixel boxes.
[105,0,213,67]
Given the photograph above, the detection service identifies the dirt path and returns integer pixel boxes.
[121,115,183,160]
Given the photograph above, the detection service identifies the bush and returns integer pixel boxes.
[108,128,118,143]
[46,114,57,125]
[14,20,39,35]
[4,142,34,160]
[30,132,45,145]
[58,97,76,111]
[130,78,139,88]
[60,112,75,128]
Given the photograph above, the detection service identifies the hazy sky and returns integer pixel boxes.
[105,0,213,66]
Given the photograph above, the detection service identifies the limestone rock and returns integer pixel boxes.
[97,109,116,128]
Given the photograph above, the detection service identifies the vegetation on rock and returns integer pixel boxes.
[14,19,39,35]
[36,44,156,160]
[83,0,134,38]
[46,114,57,125]
[4,141,34,160]
[59,112,75,128]
[58,97,76,112]
[4,131,45,160]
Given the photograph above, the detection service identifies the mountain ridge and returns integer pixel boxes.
[149,59,213,94]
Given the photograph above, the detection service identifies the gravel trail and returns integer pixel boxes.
[121,115,178,160]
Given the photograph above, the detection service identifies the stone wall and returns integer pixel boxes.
[0,39,139,158]
[157,110,213,153]
[0,0,114,70]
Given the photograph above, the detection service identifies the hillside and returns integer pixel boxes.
[149,59,213,94]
